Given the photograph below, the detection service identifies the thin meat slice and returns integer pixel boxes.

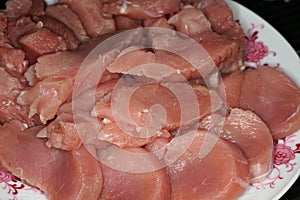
[60,0,116,38]
[200,0,245,40]
[199,108,274,182]
[45,4,89,42]
[107,45,220,81]
[167,6,242,74]
[37,111,105,151]
[103,0,180,19]
[37,79,121,151]
[166,130,250,200]
[98,147,171,200]
[151,33,230,78]
[36,96,111,151]
[92,79,119,121]
[154,50,196,81]
[0,120,103,200]
[98,122,170,148]
[17,77,73,124]
[32,48,112,82]
[200,0,246,61]
[107,47,195,81]
[37,113,82,150]
[19,28,68,63]
[240,66,300,139]
[32,29,142,82]
[223,65,300,139]
[93,80,222,132]
[106,48,156,74]
[194,32,242,73]
[223,109,273,182]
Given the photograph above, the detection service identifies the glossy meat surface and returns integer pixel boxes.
[0,120,103,200]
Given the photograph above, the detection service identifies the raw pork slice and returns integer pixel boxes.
[17,77,73,124]
[60,0,116,37]
[223,65,300,139]
[93,79,222,134]
[168,8,211,36]
[168,6,242,74]
[7,16,40,49]
[200,0,245,41]
[103,0,180,19]
[45,4,89,42]
[37,100,110,151]
[98,122,170,148]
[33,15,79,50]
[199,108,274,182]
[98,147,171,200]
[166,130,250,200]
[0,120,103,200]
[19,28,68,63]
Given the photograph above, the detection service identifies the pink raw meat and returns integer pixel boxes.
[0,120,103,200]
[103,0,180,19]
[98,147,171,200]
[199,108,274,182]
[60,0,116,37]
[223,65,300,139]
[166,130,250,200]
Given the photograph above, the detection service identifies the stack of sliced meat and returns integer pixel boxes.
[0,0,300,200]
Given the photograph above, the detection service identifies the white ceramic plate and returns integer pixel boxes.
[1,0,300,199]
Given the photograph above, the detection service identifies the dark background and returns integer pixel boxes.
[0,0,300,199]
[237,0,300,55]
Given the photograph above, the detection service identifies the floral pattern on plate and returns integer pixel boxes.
[251,135,300,189]
[244,23,278,68]
[0,171,44,200]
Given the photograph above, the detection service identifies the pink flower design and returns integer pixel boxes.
[244,23,277,68]
[0,171,12,183]
[274,143,296,165]
[245,41,269,63]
